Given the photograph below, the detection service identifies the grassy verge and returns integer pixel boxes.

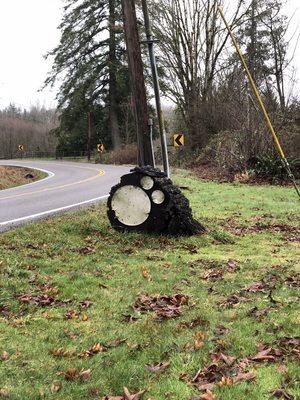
[0,171,299,399]
[0,166,47,190]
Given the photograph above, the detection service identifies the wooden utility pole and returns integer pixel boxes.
[121,0,155,167]
[109,0,121,150]
[87,112,92,162]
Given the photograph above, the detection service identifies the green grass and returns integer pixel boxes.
[0,171,299,399]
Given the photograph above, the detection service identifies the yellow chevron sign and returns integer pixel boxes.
[97,143,104,153]
[18,144,24,151]
[173,134,184,147]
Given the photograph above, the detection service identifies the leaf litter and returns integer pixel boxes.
[18,283,72,308]
[59,368,91,381]
[145,362,170,373]
[134,293,189,320]
[103,387,145,400]
[79,339,126,358]
[191,337,300,393]
[269,388,293,399]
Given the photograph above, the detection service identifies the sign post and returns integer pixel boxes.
[18,145,24,159]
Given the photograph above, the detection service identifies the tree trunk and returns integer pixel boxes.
[121,0,155,167]
[109,0,121,150]
[87,111,92,161]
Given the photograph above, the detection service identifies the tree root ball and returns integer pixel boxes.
[107,166,206,236]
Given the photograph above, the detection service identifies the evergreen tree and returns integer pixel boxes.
[235,0,290,111]
[45,0,132,152]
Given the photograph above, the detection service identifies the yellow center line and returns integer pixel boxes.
[0,169,105,201]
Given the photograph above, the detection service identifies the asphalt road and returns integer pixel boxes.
[0,160,129,232]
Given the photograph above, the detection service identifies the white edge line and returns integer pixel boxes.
[0,195,109,226]
[0,164,55,191]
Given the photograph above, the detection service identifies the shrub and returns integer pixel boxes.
[95,143,137,165]
[200,124,300,179]
[252,155,300,182]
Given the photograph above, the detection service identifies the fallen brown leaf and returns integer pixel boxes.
[88,387,101,397]
[232,371,255,384]
[182,244,198,254]
[250,345,282,363]
[0,351,9,361]
[270,388,293,399]
[178,317,209,330]
[61,368,77,381]
[0,305,10,319]
[190,391,215,400]
[202,268,224,281]
[79,339,126,358]
[99,283,108,289]
[78,369,91,381]
[192,350,255,393]
[141,268,151,280]
[78,300,94,309]
[277,363,288,374]
[134,293,189,320]
[50,382,61,393]
[105,338,127,349]
[199,390,215,400]
[214,325,230,337]
[145,362,170,373]
[248,306,274,318]
[64,310,80,320]
[194,340,204,350]
[60,368,91,381]
[284,274,300,288]
[218,376,233,387]
[121,314,139,323]
[18,293,56,307]
[123,248,135,255]
[123,387,145,400]
[79,343,104,358]
[50,348,75,358]
[277,337,300,359]
[102,387,145,400]
[0,388,9,398]
[244,281,269,293]
[226,259,240,272]
[76,246,96,255]
[219,294,251,308]
[210,352,236,366]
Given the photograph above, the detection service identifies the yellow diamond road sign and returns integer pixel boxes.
[173,134,184,147]
[97,143,104,153]
[18,144,24,151]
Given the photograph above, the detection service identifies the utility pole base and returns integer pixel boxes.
[107,167,205,236]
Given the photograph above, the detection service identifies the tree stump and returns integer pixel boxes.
[107,166,205,236]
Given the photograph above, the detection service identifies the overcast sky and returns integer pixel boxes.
[0,0,299,110]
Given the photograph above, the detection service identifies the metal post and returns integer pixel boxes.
[141,0,170,177]
[148,118,156,168]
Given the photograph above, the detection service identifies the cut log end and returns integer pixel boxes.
[107,166,206,236]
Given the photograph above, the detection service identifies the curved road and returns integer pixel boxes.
[0,160,129,232]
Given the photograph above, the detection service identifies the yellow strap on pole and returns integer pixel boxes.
[217,5,300,198]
